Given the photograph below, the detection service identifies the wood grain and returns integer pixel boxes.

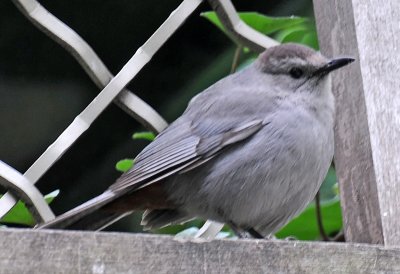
[1,229,400,273]
[313,0,400,245]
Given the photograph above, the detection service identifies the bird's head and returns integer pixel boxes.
[255,43,354,95]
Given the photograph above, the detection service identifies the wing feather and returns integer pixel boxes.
[109,118,264,194]
[108,85,276,194]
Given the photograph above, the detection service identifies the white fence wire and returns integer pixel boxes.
[0,0,278,237]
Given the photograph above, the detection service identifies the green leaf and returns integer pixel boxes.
[0,201,35,226]
[44,189,60,203]
[275,25,305,42]
[201,12,307,36]
[201,11,224,32]
[300,32,319,50]
[240,13,308,35]
[275,197,342,240]
[278,29,308,44]
[115,159,134,172]
[274,24,318,49]
[0,190,60,226]
[132,132,156,141]
[202,11,318,50]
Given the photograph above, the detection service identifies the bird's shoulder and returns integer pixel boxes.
[185,82,281,121]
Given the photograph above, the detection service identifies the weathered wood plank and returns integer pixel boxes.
[313,0,400,245]
[313,0,383,245]
[0,229,399,273]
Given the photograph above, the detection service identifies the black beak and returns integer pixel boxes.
[315,57,355,76]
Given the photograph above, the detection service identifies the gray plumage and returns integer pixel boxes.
[38,43,354,237]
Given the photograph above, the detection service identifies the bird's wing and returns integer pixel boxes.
[109,84,277,195]
[37,118,263,230]
[109,117,264,194]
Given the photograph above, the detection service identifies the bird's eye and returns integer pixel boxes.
[289,67,304,79]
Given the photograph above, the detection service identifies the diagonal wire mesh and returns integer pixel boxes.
[0,0,278,237]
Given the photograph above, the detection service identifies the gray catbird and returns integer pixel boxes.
[38,43,354,238]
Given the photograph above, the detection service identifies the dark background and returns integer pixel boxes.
[0,0,313,231]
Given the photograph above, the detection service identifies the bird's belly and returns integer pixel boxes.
[166,116,333,236]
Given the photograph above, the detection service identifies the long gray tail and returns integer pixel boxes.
[36,191,129,230]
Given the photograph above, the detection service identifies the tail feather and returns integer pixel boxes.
[36,191,119,230]
[37,189,187,231]
[67,210,133,231]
